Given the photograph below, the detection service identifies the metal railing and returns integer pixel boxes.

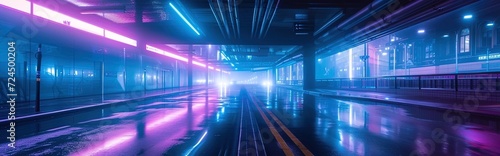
[316,72,500,92]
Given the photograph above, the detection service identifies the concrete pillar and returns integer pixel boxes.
[271,66,277,85]
[303,40,315,90]
[205,48,209,87]
[188,45,193,88]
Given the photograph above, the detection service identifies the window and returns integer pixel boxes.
[497,25,500,45]
[459,28,470,53]
[483,26,493,48]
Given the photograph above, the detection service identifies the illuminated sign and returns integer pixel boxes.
[478,53,500,60]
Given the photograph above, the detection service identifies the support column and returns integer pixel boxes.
[188,45,193,88]
[303,39,316,90]
[271,66,277,85]
[205,48,209,87]
[137,41,146,93]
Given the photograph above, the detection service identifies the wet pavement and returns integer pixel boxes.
[1,85,500,156]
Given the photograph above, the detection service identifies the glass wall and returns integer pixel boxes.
[316,44,366,79]
[316,1,500,80]
[0,6,212,103]
[277,61,303,85]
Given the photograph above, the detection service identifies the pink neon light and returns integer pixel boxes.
[33,4,104,36]
[104,30,137,47]
[146,45,188,62]
[0,0,31,14]
[74,104,205,156]
[208,66,214,70]
[215,68,221,71]
[193,61,206,67]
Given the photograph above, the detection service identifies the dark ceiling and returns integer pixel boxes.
[20,0,483,71]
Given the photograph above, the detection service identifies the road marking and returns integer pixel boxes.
[251,96,294,156]
[251,93,314,156]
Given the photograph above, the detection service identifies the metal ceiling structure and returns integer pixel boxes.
[47,0,479,71]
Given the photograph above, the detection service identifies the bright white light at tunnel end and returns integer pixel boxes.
[262,81,272,86]
[218,81,229,87]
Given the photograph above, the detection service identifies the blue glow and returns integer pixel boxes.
[349,48,352,80]
[184,131,208,155]
[443,34,449,38]
[487,23,494,26]
[169,3,200,35]
[463,15,473,19]
[417,29,425,33]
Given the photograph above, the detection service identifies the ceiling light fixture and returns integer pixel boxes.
[169,2,200,35]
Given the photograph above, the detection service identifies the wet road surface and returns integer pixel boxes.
[1,85,500,156]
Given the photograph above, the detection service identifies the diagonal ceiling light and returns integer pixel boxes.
[169,2,201,35]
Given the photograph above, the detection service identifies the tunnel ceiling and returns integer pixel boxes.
[29,0,474,71]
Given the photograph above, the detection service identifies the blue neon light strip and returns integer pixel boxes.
[169,2,200,35]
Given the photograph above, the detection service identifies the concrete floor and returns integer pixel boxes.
[1,85,500,156]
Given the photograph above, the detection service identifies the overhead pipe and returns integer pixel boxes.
[255,0,265,37]
[234,0,241,38]
[258,0,274,38]
[316,0,395,42]
[336,0,395,30]
[263,0,280,37]
[251,0,259,38]
[217,0,232,38]
[348,0,434,39]
[318,0,477,55]
[227,0,237,38]
[313,11,344,36]
[209,0,228,38]
[317,0,430,51]
[349,0,478,48]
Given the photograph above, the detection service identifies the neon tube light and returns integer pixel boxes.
[1,1,137,47]
[0,0,31,13]
[349,48,353,80]
[208,66,214,70]
[193,61,206,67]
[169,2,200,35]
[146,45,188,62]
[33,4,104,36]
[104,30,137,47]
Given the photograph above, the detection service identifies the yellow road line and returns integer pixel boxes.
[251,97,294,156]
[252,94,314,156]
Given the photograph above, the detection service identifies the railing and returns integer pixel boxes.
[277,80,303,86]
[316,72,500,92]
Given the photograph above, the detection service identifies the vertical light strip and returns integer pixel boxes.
[349,48,353,80]
[104,30,137,47]
[0,0,31,13]
[33,4,104,36]
[169,2,200,35]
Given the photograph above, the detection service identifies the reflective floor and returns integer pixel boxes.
[1,85,500,156]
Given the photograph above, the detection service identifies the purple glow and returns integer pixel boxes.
[146,45,188,62]
[0,0,31,13]
[208,66,214,70]
[104,30,137,47]
[33,4,104,36]
[216,69,221,71]
[193,61,206,67]
[77,135,135,156]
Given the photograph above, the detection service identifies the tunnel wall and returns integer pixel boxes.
[0,38,208,103]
